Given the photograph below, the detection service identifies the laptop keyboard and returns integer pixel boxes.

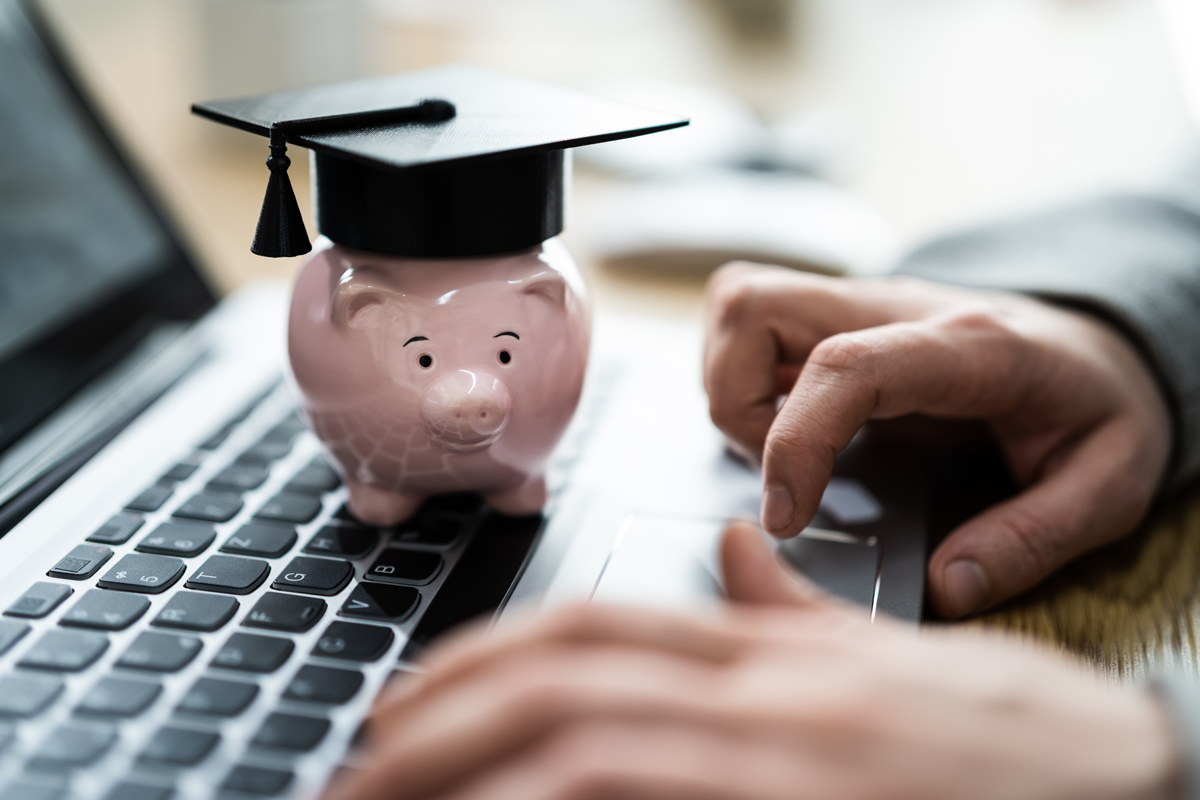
[0,377,592,800]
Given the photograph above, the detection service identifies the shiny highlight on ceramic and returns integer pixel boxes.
[287,236,590,525]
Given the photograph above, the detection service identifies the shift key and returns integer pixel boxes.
[98,554,185,594]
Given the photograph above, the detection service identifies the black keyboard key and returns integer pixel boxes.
[312,621,393,663]
[0,725,11,754]
[28,725,116,769]
[139,726,219,766]
[365,549,442,585]
[271,556,353,596]
[423,492,485,515]
[176,677,258,717]
[212,633,294,673]
[136,521,216,557]
[0,619,28,655]
[0,781,66,800]
[221,524,297,558]
[209,463,270,492]
[340,583,420,622]
[0,673,62,717]
[59,589,149,631]
[47,544,112,580]
[5,583,72,619]
[98,554,185,594]
[186,555,270,594]
[394,511,469,547]
[282,665,363,705]
[151,591,238,632]
[162,461,201,482]
[19,630,107,671]
[252,712,330,752]
[238,438,293,464]
[221,765,294,797]
[75,676,161,717]
[102,782,173,800]
[117,632,202,672]
[126,484,173,513]
[174,491,243,523]
[199,422,237,450]
[86,513,144,545]
[285,461,340,494]
[243,593,325,632]
[304,527,377,559]
[255,492,322,524]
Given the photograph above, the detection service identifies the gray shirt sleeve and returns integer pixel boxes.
[893,183,1200,490]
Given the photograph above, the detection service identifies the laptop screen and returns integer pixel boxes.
[0,0,215,453]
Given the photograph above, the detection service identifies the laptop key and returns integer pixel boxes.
[47,544,113,580]
[365,549,442,585]
[4,582,72,619]
[282,665,363,705]
[394,511,469,547]
[0,673,63,717]
[151,591,238,632]
[126,483,173,513]
[174,491,243,523]
[312,621,393,663]
[252,712,330,752]
[212,632,294,673]
[0,620,29,655]
[176,677,259,717]
[101,782,173,800]
[86,513,144,545]
[59,589,149,631]
[256,492,322,524]
[75,676,162,717]
[199,423,237,450]
[304,527,377,559]
[136,521,217,557]
[238,438,294,464]
[19,629,108,671]
[340,583,420,622]
[286,461,340,494]
[221,764,294,797]
[98,554,185,594]
[209,462,270,492]
[161,461,200,482]
[139,726,219,766]
[221,523,297,558]
[272,556,353,596]
[185,555,270,594]
[243,593,326,632]
[117,632,203,672]
[28,724,117,770]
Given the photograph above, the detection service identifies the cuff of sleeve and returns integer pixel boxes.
[894,194,1200,491]
[1150,672,1200,800]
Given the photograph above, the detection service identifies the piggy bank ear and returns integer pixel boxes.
[332,267,392,329]
[521,271,567,308]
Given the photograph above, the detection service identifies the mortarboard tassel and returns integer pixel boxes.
[251,128,312,258]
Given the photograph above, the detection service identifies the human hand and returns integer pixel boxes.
[325,522,1181,800]
[704,263,1172,617]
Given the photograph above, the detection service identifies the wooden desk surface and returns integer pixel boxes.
[33,0,1200,675]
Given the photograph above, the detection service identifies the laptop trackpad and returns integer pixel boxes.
[591,515,879,613]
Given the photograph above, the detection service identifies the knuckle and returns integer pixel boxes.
[708,273,765,329]
[502,673,572,721]
[807,333,873,375]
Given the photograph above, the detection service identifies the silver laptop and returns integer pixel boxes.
[0,2,928,798]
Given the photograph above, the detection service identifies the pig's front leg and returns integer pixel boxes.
[345,480,423,526]
[484,474,547,517]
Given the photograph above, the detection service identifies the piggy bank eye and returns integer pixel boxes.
[418,354,433,369]
[498,350,511,365]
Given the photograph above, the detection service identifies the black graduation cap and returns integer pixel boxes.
[192,64,688,259]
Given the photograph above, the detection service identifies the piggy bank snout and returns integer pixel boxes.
[421,370,512,446]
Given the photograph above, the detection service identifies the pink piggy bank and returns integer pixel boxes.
[287,236,589,525]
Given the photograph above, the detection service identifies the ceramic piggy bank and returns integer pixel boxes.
[288,236,589,526]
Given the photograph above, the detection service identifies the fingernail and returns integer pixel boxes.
[943,560,989,616]
[761,485,795,533]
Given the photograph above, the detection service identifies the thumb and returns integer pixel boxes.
[721,520,826,607]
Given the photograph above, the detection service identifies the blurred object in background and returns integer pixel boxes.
[695,0,799,55]
[195,0,367,100]
[1158,0,1200,130]
[577,169,897,277]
